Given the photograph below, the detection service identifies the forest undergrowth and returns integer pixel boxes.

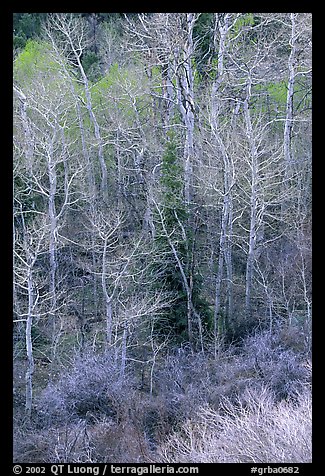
[13,324,312,464]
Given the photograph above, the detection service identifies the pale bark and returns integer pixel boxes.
[101,235,113,347]
[281,13,298,218]
[50,14,108,202]
[119,325,127,381]
[175,13,196,205]
[77,56,108,202]
[47,135,59,355]
[14,87,37,415]
[283,13,297,176]
[165,59,175,125]
[14,208,45,417]
[25,258,35,417]
[210,13,234,345]
[243,76,259,319]
[46,28,97,199]
[142,181,156,239]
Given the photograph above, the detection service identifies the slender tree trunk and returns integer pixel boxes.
[75,94,97,200]
[13,86,34,177]
[47,135,59,359]
[143,181,156,239]
[213,205,227,333]
[165,59,175,125]
[102,236,113,348]
[284,13,297,178]
[281,13,297,218]
[176,13,196,205]
[62,26,108,202]
[210,13,234,347]
[243,76,259,319]
[25,263,35,417]
[120,325,127,381]
[14,87,37,415]
[21,208,36,418]
[225,196,234,322]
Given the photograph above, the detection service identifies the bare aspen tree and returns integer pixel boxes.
[14,87,55,393]
[209,13,235,345]
[243,73,259,319]
[12,15,312,431]
[28,105,75,358]
[14,216,35,417]
[84,206,154,352]
[175,13,197,205]
[13,198,48,417]
[48,14,108,202]
[85,209,122,347]
[46,19,111,320]
[14,88,38,416]
[123,13,197,205]
[283,13,297,178]
[45,26,96,199]
[14,51,83,359]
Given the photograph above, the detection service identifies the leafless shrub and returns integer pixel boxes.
[36,349,135,427]
[14,419,97,463]
[14,412,153,463]
[14,429,54,463]
[240,327,311,400]
[153,346,232,416]
[84,415,153,463]
[15,327,311,463]
[157,386,312,463]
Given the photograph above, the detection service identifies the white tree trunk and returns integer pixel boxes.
[176,13,196,205]
[120,325,127,381]
[25,263,35,417]
[210,13,234,345]
[284,13,297,176]
[54,15,109,202]
[47,134,59,358]
[243,77,259,319]
[102,236,113,347]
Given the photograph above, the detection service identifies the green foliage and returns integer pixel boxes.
[155,132,212,341]
[294,76,312,113]
[251,80,288,120]
[251,76,311,123]
[209,57,219,81]
[160,131,185,215]
[13,33,28,50]
[14,39,60,84]
[150,65,163,95]
[152,131,189,339]
[193,13,214,76]
[232,13,255,35]
[31,325,51,349]
[229,13,258,50]
[151,65,161,78]
[81,51,101,82]
[158,130,187,246]
[91,63,152,124]
[267,81,287,105]
[91,63,120,92]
